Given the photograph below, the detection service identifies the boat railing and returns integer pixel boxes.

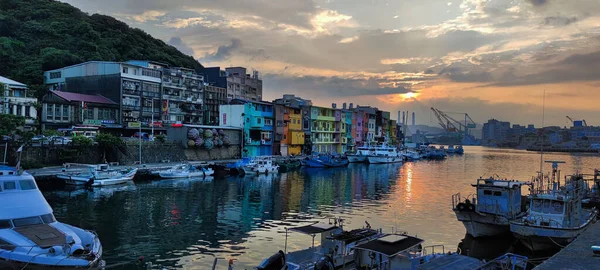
[421,244,445,256]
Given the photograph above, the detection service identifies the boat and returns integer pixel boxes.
[446,145,465,155]
[242,158,279,175]
[158,163,213,179]
[257,218,379,270]
[366,143,403,164]
[452,177,530,238]
[420,146,446,160]
[347,146,373,163]
[56,163,137,187]
[0,165,104,268]
[402,149,421,161]
[226,157,253,175]
[304,155,349,168]
[276,159,302,172]
[510,161,598,251]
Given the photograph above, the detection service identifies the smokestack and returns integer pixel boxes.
[397,111,401,123]
[349,103,354,109]
[412,112,415,126]
[402,111,405,125]
[343,103,347,110]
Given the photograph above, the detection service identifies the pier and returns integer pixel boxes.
[534,221,600,269]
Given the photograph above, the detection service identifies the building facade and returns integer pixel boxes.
[203,85,227,125]
[44,61,163,133]
[41,90,119,130]
[220,99,274,157]
[272,95,312,155]
[310,105,342,153]
[1,75,37,127]
[287,107,304,155]
[225,67,262,101]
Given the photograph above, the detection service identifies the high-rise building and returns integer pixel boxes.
[224,67,262,101]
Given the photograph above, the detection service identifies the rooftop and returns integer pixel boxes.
[0,75,27,89]
[353,234,424,257]
[51,90,117,105]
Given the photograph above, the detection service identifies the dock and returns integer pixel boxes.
[534,221,600,269]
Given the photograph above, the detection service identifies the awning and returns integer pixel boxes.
[353,234,424,257]
[290,223,338,235]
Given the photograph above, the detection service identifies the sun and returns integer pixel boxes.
[400,92,419,100]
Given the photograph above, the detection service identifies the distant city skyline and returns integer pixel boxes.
[61,0,600,126]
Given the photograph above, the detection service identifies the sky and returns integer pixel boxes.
[61,0,600,127]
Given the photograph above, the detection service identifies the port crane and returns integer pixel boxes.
[430,107,477,136]
[566,116,588,127]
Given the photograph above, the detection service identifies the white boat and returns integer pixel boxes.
[366,143,403,164]
[158,163,213,179]
[56,164,137,187]
[243,158,279,175]
[347,146,373,163]
[510,161,598,251]
[453,177,529,238]
[401,149,421,161]
[0,165,104,268]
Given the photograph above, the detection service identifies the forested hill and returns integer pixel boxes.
[0,0,203,94]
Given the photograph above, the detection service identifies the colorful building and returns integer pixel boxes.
[288,107,304,155]
[272,94,312,155]
[310,105,341,153]
[220,99,274,157]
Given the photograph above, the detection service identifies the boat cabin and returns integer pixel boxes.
[473,178,527,219]
[352,234,425,269]
[284,222,342,267]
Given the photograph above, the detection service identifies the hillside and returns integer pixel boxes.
[0,0,203,95]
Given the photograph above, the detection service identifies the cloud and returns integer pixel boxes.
[528,0,548,7]
[116,10,165,23]
[339,36,359,43]
[167,37,195,56]
[200,39,242,63]
[543,16,578,26]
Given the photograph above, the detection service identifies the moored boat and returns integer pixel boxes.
[242,158,279,175]
[510,161,598,251]
[347,146,373,163]
[158,163,213,179]
[452,177,530,238]
[56,163,137,187]
[366,142,403,164]
[402,149,421,161]
[0,165,104,268]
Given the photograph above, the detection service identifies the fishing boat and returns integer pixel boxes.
[56,163,137,187]
[446,145,465,155]
[305,155,349,168]
[510,161,598,251]
[346,146,373,163]
[0,165,104,268]
[158,163,213,179]
[257,218,379,270]
[276,159,302,172]
[366,143,403,164]
[452,177,530,237]
[242,158,279,175]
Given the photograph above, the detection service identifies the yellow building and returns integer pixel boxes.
[288,107,304,155]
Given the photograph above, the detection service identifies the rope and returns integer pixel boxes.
[547,236,566,248]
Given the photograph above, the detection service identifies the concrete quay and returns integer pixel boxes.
[534,221,600,269]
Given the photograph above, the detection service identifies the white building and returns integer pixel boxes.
[1,75,37,125]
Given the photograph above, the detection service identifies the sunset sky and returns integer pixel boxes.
[61,0,600,127]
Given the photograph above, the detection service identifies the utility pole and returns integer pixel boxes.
[151,99,154,138]
[138,121,142,164]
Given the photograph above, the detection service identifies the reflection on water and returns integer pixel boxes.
[42,147,600,269]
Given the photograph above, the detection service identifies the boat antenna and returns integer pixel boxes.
[539,90,546,191]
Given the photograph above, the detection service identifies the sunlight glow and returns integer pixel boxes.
[400,92,419,100]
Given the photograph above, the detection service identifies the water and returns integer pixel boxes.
[42,147,600,269]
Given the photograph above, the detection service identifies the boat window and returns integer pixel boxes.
[0,220,12,229]
[19,180,37,190]
[41,213,56,224]
[0,238,16,251]
[542,200,564,214]
[12,216,43,227]
[3,181,16,190]
[531,199,543,212]
[493,191,502,196]
[483,190,492,195]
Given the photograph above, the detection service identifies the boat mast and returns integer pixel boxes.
[538,90,546,193]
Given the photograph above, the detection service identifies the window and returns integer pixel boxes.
[25,106,31,117]
[49,72,61,79]
[86,108,93,120]
[283,134,287,140]
[0,220,11,229]
[265,119,273,126]
[54,105,60,119]
[62,106,69,121]
[123,67,129,74]
[16,106,22,116]
[493,191,502,196]
[41,214,56,224]
[142,68,161,78]
[19,180,36,190]
[257,118,262,124]
[3,182,16,190]
[12,216,43,227]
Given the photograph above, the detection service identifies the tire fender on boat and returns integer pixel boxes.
[456,203,466,211]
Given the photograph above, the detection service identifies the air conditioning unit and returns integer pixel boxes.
[261,139,266,144]
[247,138,252,144]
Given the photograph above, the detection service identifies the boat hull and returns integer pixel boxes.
[158,171,204,179]
[510,220,594,251]
[304,159,327,168]
[454,210,510,238]
[367,156,403,164]
[347,155,367,163]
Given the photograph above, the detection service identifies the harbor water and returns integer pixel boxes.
[41,147,600,269]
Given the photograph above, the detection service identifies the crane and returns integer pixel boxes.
[431,108,477,136]
[566,116,574,125]
[431,107,458,132]
[583,119,588,127]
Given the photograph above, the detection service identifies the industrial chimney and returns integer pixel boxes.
[412,112,416,126]
[397,111,401,123]
[349,103,354,109]
[343,103,347,110]
[402,111,406,125]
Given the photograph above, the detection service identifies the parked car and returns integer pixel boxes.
[31,135,46,146]
[50,136,73,145]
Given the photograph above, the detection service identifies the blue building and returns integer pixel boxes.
[220,99,274,157]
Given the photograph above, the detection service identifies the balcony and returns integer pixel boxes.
[163,94,185,101]
[123,89,140,96]
[122,105,140,111]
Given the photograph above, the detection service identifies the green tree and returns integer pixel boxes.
[0,114,25,136]
[72,135,93,147]
[155,134,166,143]
[95,133,123,162]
